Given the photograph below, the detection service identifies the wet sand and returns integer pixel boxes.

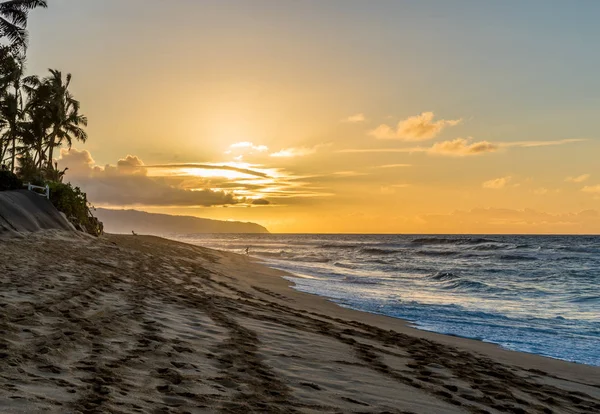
[1,232,599,413]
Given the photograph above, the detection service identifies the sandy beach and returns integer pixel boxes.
[1,232,599,413]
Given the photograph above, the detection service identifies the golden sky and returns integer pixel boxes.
[27,1,600,233]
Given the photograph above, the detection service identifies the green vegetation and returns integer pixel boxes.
[0,168,21,191]
[48,182,103,236]
[0,1,101,236]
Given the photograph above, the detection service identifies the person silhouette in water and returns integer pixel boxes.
[245,247,250,255]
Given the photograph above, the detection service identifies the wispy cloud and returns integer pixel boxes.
[146,163,271,178]
[430,138,498,156]
[532,187,561,196]
[380,184,411,195]
[339,138,584,156]
[371,163,412,169]
[483,176,511,189]
[582,185,600,194]
[226,141,269,154]
[499,138,586,148]
[331,171,369,177]
[565,174,590,183]
[58,149,333,207]
[339,148,424,154]
[270,143,330,158]
[369,112,462,141]
[342,113,366,123]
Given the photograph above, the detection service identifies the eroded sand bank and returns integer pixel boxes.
[1,233,599,413]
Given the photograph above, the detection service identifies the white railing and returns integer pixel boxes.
[24,183,50,199]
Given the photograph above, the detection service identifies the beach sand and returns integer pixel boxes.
[1,232,599,413]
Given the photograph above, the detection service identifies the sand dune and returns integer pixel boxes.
[0,232,599,413]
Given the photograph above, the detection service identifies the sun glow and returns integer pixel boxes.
[179,168,252,180]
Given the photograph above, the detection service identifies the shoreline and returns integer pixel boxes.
[246,258,600,384]
[277,273,597,369]
[1,232,599,413]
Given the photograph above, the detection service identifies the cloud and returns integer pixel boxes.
[429,138,499,156]
[251,198,271,205]
[565,174,590,183]
[369,112,462,141]
[59,149,239,207]
[372,164,412,169]
[270,143,329,158]
[58,149,332,207]
[225,142,269,159]
[380,184,411,194]
[339,138,583,155]
[228,142,269,153]
[146,163,270,178]
[500,138,586,148]
[342,113,366,123]
[338,147,424,154]
[483,176,511,189]
[331,171,369,177]
[58,147,95,175]
[116,155,147,175]
[582,185,600,194]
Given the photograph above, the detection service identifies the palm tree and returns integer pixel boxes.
[0,91,22,171]
[21,73,51,168]
[42,69,88,169]
[0,44,23,171]
[0,0,47,49]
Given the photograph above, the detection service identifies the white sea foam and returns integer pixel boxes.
[169,233,600,366]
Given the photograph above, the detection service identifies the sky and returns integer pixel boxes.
[24,0,600,233]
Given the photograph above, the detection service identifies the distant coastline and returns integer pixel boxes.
[94,208,269,234]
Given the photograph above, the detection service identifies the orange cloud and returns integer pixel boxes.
[429,138,498,156]
[582,185,600,194]
[342,113,366,123]
[270,143,330,158]
[565,174,590,183]
[483,176,511,189]
[370,112,462,141]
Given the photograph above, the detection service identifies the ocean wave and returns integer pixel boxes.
[499,254,538,261]
[442,279,495,292]
[470,243,511,251]
[359,247,398,255]
[426,272,500,293]
[411,237,499,246]
[557,246,600,254]
[569,295,600,303]
[429,271,459,281]
[334,261,360,270]
[416,250,458,257]
[294,257,331,263]
[342,276,381,285]
[256,251,330,263]
[319,243,361,249]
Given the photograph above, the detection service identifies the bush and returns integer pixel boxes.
[48,182,103,236]
[16,154,45,186]
[0,169,23,191]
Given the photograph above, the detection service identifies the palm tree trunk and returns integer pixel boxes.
[46,130,57,170]
[10,134,15,172]
[0,142,7,166]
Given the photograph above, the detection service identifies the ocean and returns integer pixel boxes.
[168,234,600,367]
